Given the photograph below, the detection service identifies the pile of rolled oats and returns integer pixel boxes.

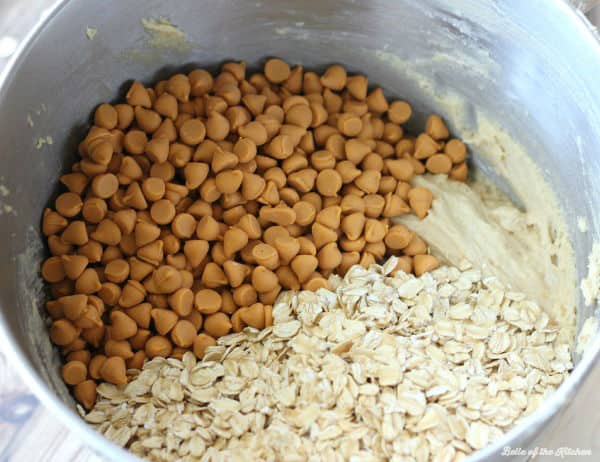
[82,257,572,462]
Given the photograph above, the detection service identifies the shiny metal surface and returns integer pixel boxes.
[0,1,598,460]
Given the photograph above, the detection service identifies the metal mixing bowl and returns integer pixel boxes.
[0,0,599,460]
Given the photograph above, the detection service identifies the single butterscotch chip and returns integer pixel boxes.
[250,266,278,293]
[354,170,381,194]
[62,360,88,386]
[444,139,467,163]
[364,87,388,114]
[73,380,97,410]
[251,243,279,270]
[388,101,412,124]
[426,154,453,174]
[315,169,343,197]
[170,319,197,348]
[110,310,138,340]
[386,159,414,182]
[320,64,347,91]
[201,262,228,288]
[315,206,342,229]
[414,133,439,160]
[104,259,130,283]
[425,114,449,140]
[99,356,128,385]
[408,187,433,219]
[240,303,266,329]
[317,242,342,270]
[403,234,428,256]
[413,254,440,277]
[364,219,387,243]
[193,333,216,358]
[203,312,232,338]
[193,288,221,315]
[264,58,291,83]
[385,224,413,249]
[450,162,469,182]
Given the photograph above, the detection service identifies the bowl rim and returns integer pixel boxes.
[0,0,598,461]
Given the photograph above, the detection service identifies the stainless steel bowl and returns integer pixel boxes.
[0,0,599,460]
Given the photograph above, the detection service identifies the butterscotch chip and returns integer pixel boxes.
[170,319,197,348]
[150,308,178,336]
[238,121,268,146]
[165,74,191,102]
[315,169,343,197]
[408,187,433,219]
[251,243,278,270]
[364,219,387,243]
[414,133,439,160]
[179,118,206,146]
[154,92,178,120]
[99,356,127,385]
[126,302,152,328]
[222,227,248,258]
[192,333,216,358]
[112,209,136,235]
[145,137,169,164]
[403,235,428,256]
[203,312,232,338]
[290,254,318,283]
[311,222,338,249]
[222,260,250,288]
[126,81,151,108]
[134,221,160,247]
[42,256,65,283]
[382,192,410,218]
[127,350,146,370]
[171,213,196,239]
[425,114,449,140]
[388,101,412,124]
[205,111,230,141]
[259,205,296,226]
[201,262,228,288]
[233,284,258,307]
[320,64,347,91]
[104,259,130,283]
[287,168,318,193]
[75,268,102,294]
[363,194,385,218]
[150,199,176,225]
[386,159,414,182]
[316,206,342,229]
[359,251,376,268]
[264,58,291,83]
[317,242,342,270]
[450,162,468,182]
[110,311,138,340]
[119,280,146,308]
[194,289,222,315]
[354,170,381,194]
[50,319,79,346]
[60,172,88,195]
[385,224,413,250]
[73,380,97,410]
[425,154,453,174]
[251,266,279,293]
[240,303,266,329]
[90,219,121,246]
[341,213,366,241]
[153,265,183,294]
[145,335,173,358]
[413,254,440,276]
[444,139,467,163]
